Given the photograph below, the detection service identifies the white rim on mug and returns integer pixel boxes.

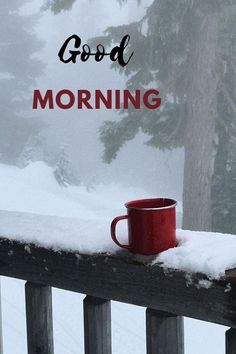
[125,198,177,211]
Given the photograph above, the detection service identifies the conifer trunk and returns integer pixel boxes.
[182,13,219,231]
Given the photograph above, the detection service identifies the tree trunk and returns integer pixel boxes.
[183,12,219,231]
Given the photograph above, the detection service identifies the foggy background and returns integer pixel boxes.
[0,1,235,354]
[1,0,235,232]
[18,0,184,200]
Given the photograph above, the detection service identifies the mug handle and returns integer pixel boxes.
[111,215,131,250]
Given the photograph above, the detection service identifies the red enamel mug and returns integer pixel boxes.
[111,198,177,255]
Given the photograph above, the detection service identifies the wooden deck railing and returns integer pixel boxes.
[0,237,235,353]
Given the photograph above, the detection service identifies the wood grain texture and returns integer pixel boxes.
[25,282,54,354]
[0,238,235,328]
[226,328,236,354]
[0,281,3,354]
[226,269,236,281]
[146,309,184,354]
[84,296,111,354]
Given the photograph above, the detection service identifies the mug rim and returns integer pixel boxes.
[125,198,177,211]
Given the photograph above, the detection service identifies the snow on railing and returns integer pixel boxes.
[0,237,235,354]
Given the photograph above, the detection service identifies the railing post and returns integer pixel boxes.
[146,309,184,354]
[226,328,236,354]
[25,282,54,354]
[83,295,111,354]
[0,280,3,354]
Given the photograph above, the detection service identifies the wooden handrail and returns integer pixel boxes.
[0,237,235,327]
[0,236,235,353]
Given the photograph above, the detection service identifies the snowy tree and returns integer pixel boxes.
[212,29,236,235]
[42,0,76,14]
[0,1,43,164]
[54,143,79,187]
[17,132,46,167]
[97,0,236,232]
[47,0,236,233]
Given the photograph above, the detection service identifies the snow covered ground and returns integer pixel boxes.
[0,162,227,353]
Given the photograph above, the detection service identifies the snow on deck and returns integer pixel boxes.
[0,210,236,280]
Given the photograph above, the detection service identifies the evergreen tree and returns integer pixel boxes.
[212,15,236,234]
[47,0,236,232]
[54,143,79,187]
[42,0,76,14]
[97,0,236,232]
[18,132,45,167]
[0,1,43,164]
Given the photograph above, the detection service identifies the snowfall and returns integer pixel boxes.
[0,161,234,354]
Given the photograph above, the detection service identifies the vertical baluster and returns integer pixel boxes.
[146,309,184,354]
[226,328,236,354]
[25,282,54,354]
[83,295,111,354]
[0,280,3,354]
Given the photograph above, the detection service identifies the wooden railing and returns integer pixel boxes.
[0,237,235,354]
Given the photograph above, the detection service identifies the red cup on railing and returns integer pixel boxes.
[111,198,177,255]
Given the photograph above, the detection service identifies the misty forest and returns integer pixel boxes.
[0,1,236,354]
[1,0,236,234]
